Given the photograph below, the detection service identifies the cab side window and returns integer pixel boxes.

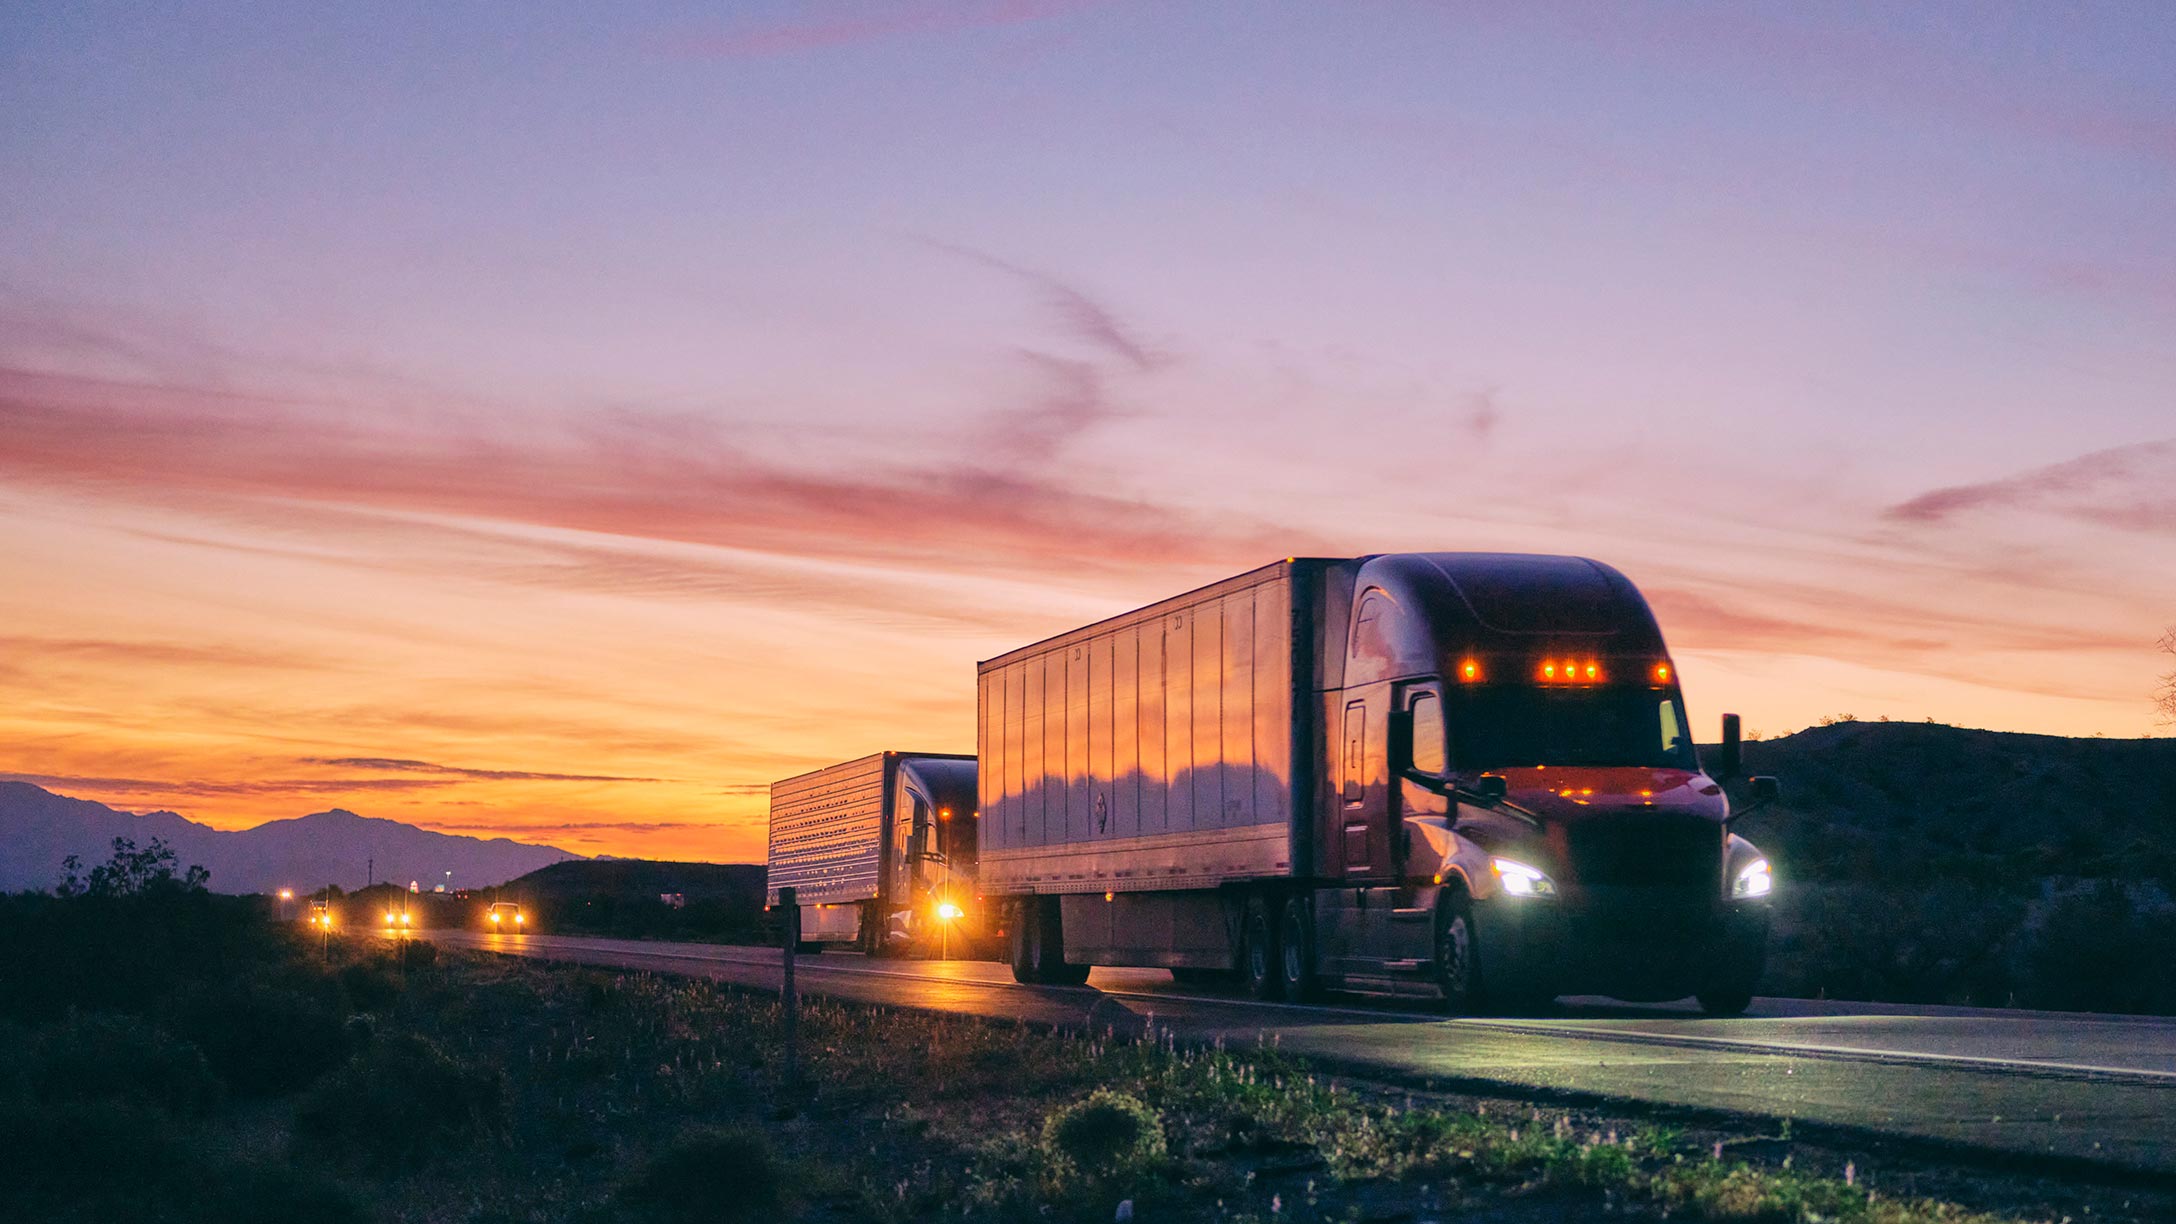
[1409,692,1447,776]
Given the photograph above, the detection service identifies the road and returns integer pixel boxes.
[430,929,2176,1178]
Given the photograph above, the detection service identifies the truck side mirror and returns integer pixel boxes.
[1750,775,1779,804]
[1473,775,1507,802]
[1716,713,1742,781]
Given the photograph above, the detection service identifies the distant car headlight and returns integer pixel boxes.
[384,912,395,925]
[489,911,500,923]
[1733,858,1774,899]
[514,913,524,924]
[936,901,963,922]
[1490,857,1557,898]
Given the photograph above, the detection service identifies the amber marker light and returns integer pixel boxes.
[1459,658,1482,682]
[1653,662,1672,683]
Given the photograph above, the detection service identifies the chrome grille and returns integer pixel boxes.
[1563,817,1721,889]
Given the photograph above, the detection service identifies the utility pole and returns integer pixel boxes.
[367,857,374,889]
[779,886,799,1097]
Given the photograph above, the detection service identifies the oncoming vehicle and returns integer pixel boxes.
[309,901,335,930]
[383,907,416,930]
[486,901,525,929]
[977,553,1779,1015]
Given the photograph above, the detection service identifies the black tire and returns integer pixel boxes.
[1277,895,1320,1002]
[1017,897,1091,986]
[1434,889,1483,1014]
[1038,896,1091,985]
[1240,896,1283,1001]
[1696,985,1755,1017]
[1009,901,1040,984]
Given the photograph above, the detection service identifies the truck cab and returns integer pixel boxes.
[1309,553,1774,1014]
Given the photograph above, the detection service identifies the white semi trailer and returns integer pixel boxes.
[765,751,982,956]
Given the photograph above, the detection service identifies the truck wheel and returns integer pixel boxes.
[1008,901,1040,984]
[1278,896,1320,1002]
[1696,974,1757,1016]
[1434,890,1483,1014]
[1240,896,1284,1001]
[1037,896,1090,985]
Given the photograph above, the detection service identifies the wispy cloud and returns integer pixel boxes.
[0,361,1314,587]
[660,0,1099,60]
[1885,438,2176,532]
[915,238,1170,372]
[0,635,324,671]
[302,758,667,784]
[3,771,448,797]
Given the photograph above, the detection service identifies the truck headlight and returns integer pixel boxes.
[1733,858,1773,899]
[1490,857,1557,898]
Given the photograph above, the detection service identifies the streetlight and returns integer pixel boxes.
[277,888,294,920]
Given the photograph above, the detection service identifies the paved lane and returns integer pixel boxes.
[430,930,2176,1177]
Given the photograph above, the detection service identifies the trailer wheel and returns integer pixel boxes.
[1008,902,1039,983]
[1278,896,1320,1002]
[1036,896,1090,985]
[1695,987,1753,1016]
[1434,890,1483,1014]
[1013,897,1088,985]
[1240,896,1284,1001]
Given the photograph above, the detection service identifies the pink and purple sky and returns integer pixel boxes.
[3,2,2172,861]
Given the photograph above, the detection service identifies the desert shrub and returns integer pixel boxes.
[172,982,352,1096]
[1042,1089,1167,1180]
[2024,883,2176,1013]
[28,1012,219,1115]
[0,890,285,1023]
[295,1031,503,1168]
[337,961,402,1013]
[1768,881,2024,1006]
[612,1125,785,1224]
[0,1097,366,1224]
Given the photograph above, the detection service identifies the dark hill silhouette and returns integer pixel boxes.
[504,858,764,904]
[1705,721,2176,1012]
[1715,720,2176,886]
[497,858,768,942]
[0,781,581,895]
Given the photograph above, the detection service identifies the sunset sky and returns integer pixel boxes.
[4,2,2173,863]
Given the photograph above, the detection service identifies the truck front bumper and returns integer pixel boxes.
[1475,889,1769,1003]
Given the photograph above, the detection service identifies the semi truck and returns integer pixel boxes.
[976,553,1777,1014]
[766,751,983,957]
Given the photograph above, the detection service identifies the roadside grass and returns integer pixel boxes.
[1,911,2135,1223]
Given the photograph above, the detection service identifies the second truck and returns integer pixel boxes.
[767,751,985,957]
[975,553,1777,1014]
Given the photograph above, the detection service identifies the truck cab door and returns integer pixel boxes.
[1338,696,1393,883]
[1384,682,1451,962]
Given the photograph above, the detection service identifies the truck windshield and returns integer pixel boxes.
[1448,688,1698,771]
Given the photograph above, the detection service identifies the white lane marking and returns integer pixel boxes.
[443,934,2176,1085]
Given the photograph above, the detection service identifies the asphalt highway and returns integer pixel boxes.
[431,929,2176,1177]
